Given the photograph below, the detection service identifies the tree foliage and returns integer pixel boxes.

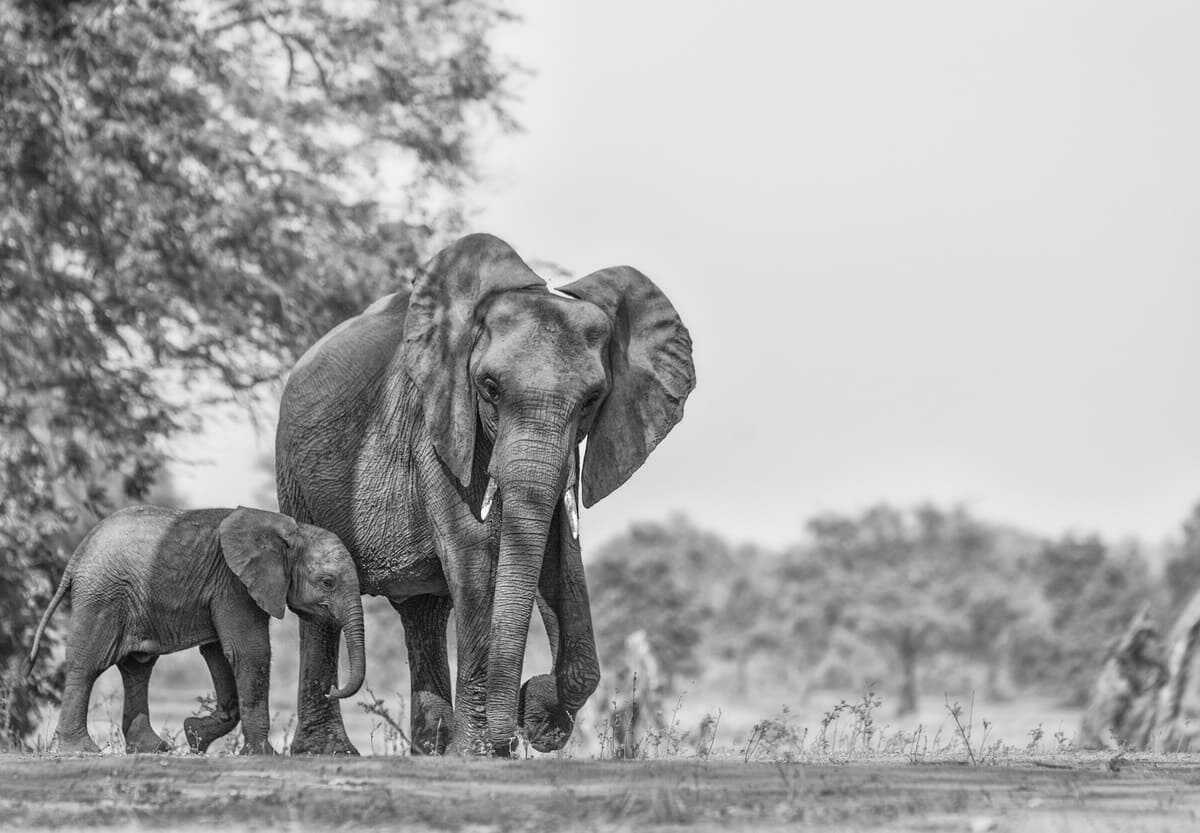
[1163,503,1200,619]
[588,516,729,688]
[583,503,1170,719]
[0,0,517,745]
[795,504,1028,714]
[1021,535,1158,704]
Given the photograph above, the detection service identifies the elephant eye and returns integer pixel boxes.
[478,376,500,403]
[319,576,336,590]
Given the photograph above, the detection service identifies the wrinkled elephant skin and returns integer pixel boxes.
[27,505,365,755]
[276,233,696,755]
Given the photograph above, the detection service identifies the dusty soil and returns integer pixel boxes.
[2,754,1199,832]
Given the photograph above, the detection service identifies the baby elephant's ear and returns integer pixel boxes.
[217,507,299,619]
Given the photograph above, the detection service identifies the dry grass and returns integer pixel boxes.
[4,752,1200,832]
[9,686,1200,831]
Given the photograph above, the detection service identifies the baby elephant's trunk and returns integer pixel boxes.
[328,593,366,700]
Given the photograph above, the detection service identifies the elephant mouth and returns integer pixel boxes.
[478,451,580,540]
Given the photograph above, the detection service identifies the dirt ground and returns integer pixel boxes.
[2,754,1200,832]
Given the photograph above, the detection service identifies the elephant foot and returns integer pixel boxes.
[239,739,277,755]
[519,674,575,753]
[124,716,171,754]
[290,723,359,756]
[54,732,101,754]
[183,715,237,753]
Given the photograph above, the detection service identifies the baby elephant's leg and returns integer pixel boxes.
[54,659,104,754]
[118,655,171,753]
[231,642,274,755]
[214,611,275,754]
[53,613,113,753]
[184,643,240,753]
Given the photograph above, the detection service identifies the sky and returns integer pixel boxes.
[178,0,1200,551]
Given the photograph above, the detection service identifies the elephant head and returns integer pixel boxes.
[403,234,695,753]
[219,507,366,699]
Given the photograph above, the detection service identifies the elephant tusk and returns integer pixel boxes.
[480,477,498,521]
[562,445,580,540]
[563,490,579,540]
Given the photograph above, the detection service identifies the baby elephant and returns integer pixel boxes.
[27,505,365,754]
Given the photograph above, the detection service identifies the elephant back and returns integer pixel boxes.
[279,288,413,437]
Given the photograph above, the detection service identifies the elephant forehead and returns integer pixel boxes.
[485,291,609,343]
[293,526,344,561]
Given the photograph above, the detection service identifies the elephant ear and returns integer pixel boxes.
[561,266,696,507]
[218,507,300,619]
[403,233,545,487]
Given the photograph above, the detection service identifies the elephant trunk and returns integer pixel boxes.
[328,592,366,700]
[485,430,571,756]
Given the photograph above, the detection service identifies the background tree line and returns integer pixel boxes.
[587,503,1198,719]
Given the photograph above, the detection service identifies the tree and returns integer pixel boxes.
[588,517,727,690]
[801,504,1004,715]
[955,526,1043,701]
[0,0,517,746]
[715,569,788,694]
[1028,535,1158,705]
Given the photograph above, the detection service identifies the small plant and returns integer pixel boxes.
[220,730,242,755]
[96,689,122,753]
[595,674,673,760]
[277,712,297,753]
[193,691,218,718]
[900,725,927,763]
[696,710,721,758]
[1026,723,1045,754]
[743,709,804,763]
[813,686,883,762]
[357,688,411,756]
[662,689,689,757]
[944,695,978,765]
[1053,726,1073,752]
[159,723,182,750]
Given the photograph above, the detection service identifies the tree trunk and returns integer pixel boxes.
[897,631,918,716]
[984,628,1015,702]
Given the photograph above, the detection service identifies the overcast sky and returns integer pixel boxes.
[179,0,1200,550]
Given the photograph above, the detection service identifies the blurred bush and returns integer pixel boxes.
[591,502,1180,718]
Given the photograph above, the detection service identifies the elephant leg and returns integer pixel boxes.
[118,655,170,753]
[228,642,275,755]
[291,616,357,755]
[53,613,115,754]
[394,595,454,755]
[54,661,103,754]
[445,575,494,754]
[230,657,274,758]
[211,610,276,755]
[184,642,240,753]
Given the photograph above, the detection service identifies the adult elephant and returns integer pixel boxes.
[276,233,695,756]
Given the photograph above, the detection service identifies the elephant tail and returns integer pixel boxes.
[24,569,72,677]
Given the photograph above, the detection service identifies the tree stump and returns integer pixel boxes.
[1078,604,1167,750]
[1156,592,1200,752]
